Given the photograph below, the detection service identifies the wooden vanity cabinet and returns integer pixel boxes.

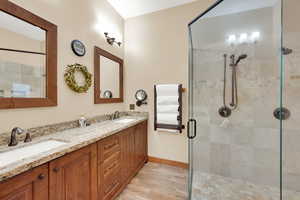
[0,164,48,200]
[97,120,148,200]
[49,144,98,200]
[0,120,147,200]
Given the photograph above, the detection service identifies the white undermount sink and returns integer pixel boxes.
[115,118,136,124]
[0,139,67,169]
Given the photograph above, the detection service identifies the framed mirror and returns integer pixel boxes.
[94,46,123,104]
[0,1,57,109]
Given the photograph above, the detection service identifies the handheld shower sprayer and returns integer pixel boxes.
[219,53,247,117]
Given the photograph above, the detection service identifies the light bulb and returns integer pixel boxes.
[227,34,236,45]
[239,33,248,44]
[250,31,260,43]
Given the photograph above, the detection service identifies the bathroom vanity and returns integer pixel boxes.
[0,118,148,200]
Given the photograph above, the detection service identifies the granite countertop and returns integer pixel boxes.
[0,115,148,182]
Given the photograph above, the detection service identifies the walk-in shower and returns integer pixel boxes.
[188,0,300,199]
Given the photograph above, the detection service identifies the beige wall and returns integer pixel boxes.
[124,0,214,163]
[0,0,125,133]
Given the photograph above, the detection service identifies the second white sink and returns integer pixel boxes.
[0,140,67,169]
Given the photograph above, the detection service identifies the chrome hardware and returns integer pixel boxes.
[79,116,87,128]
[112,111,120,120]
[274,107,290,120]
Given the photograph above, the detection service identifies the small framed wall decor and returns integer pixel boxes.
[71,40,86,56]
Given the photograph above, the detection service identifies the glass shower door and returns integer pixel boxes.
[282,0,300,199]
[187,0,289,199]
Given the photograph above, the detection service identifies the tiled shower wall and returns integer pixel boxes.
[191,6,300,192]
[193,48,282,188]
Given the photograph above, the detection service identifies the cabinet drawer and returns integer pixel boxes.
[103,171,122,200]
[99,135,120,162]
[103,154,121,179]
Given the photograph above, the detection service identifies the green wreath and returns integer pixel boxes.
[64,63,92,93]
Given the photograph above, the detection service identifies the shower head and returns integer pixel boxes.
[235,54,247,65]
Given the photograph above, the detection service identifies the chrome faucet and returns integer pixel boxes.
[8,127,31,146]
[112,111,120,120]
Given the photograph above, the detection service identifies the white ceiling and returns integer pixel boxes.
[107,0,197,19]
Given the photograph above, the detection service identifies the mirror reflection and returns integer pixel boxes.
[99,56,120,99]
[0,11,46,98]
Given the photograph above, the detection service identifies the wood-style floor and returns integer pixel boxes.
[117,162,188,200]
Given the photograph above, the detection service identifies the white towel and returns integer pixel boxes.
[157,96,179,105]
[157,128,179,133]
[157,113,178,125]
[156,84,179,96]
[157,105,179,114]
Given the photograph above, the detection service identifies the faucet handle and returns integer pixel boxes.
[24,132,32,143]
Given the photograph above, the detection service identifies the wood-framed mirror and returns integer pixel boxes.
[0,1,57,109]
[94,46,123,104]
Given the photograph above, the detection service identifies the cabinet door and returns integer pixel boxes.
[120,127,136,182]
[0,164,48,200]
[120,129,130,183]
[49,144,98,200]
[134,121,148,169]
[130,127,137,173]
[133,125,141,169]
[98,135,122,200]
[141,120,148,162]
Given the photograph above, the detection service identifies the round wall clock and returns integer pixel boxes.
[71,40,86,56]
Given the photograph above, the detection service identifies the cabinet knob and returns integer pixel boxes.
[38,174,45,180]
[53,167,60,173]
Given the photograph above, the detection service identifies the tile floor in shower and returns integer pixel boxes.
[192,171,300,200]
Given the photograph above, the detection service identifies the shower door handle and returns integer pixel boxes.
[187,119,197,139]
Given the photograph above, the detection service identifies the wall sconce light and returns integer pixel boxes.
[104,32,122,46]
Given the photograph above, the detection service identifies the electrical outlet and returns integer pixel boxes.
[129,104,135,110]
